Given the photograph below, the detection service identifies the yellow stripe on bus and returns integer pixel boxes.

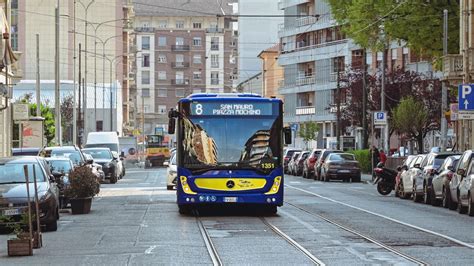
[194,178,267,191]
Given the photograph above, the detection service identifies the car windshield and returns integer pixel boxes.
[0,163,46,184]
[82,149,112,160]
[84,143,118,152]
[48,160,73,173]
[42,149,84,165]
[286,150,299,158]
[329,154,355,161]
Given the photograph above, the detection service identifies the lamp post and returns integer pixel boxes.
[76,0,95,142]
[102,55,123,131]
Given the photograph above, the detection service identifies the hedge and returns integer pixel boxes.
[348,149,371,174]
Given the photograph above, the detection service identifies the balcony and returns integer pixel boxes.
[211,44,219,51]
[296,16,320,27]
[296,75,316,86]
[171,79,190,85]
[135,27,155,33]
[206,28,224,33]
[296,106,316,115]
[278,0,309,10]
[171,62,190,68]
[442,54,463,81]
[171,45,190,51]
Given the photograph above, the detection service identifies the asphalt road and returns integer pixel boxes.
[1,168,473,265]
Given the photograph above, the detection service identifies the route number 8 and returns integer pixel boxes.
[195,104,203,115]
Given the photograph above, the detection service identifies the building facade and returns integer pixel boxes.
[133,0,238,135]
[258,44,283,99]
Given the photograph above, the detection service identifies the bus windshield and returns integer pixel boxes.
[181,113,281,173]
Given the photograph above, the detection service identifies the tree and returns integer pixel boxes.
[61,95,74,143]
[326,0,460,60]
[392,97,432,153]
[17,93,56,146]
[298,122,320,149]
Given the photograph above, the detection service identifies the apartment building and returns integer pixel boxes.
[278,0,433,149]
[258,44,283,99]
[133,0,238,134]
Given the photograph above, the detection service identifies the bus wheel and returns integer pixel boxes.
[178,205,191,215]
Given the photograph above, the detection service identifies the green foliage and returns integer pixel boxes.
[298,122,320,148]
[392,96,429,151]
[0,213,33,239]
[327,0,459,59]
[18,93,56,146]
[348,149,371,173]
[65,165,100,199]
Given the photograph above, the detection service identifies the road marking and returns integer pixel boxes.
[145,245,157,254]
[286,185,474,250]
[289,181,301,184]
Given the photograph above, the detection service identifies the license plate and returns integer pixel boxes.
[338,170,351,173]
[2,208,21,216]
[224,197,238,203]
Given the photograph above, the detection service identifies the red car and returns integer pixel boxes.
[303,149,322,179]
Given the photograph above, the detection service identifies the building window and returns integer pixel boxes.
[158,105,167,114]
[193,71,202,80]
[193,54,202,64]
[332,57,344,73]
[141,36,150,50]
[96,121,103,131]
[158,20,168,28]
[230,39,237,47]
[158,54,167,63]
[176,20,184,29]
[193,37,202,46]
[142,88,150,97]
[158,71,166,80]
[158,36,166,46]
[193,22,202,29]
[211,71,219,85]
[211,37,219,50]
[142,54,150,67]
[175,37,184,45]
[141,71,150,84]
[229,55,236,64]
[176,88,185,98]
[211,54,219,68]
[176,54,184,63]
[158,88,167,97]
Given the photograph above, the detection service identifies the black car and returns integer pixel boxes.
[45,158,74,208]
[314,149,343,181]
[81,148,119,184]
[38,146,86,166]
[0,156,60,231]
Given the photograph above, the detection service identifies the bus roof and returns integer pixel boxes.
[179,93,282,103]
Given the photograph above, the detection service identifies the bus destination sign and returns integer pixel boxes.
[190,102,273,116]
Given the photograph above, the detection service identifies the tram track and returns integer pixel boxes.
[284,201,428,265]
[194,211,223,266]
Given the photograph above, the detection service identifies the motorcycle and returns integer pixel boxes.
[373,163,398,195]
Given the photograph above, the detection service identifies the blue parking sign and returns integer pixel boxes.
[459,84,474,111]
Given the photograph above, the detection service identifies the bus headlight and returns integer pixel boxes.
[265,176,282,195]
[180,176,197,195]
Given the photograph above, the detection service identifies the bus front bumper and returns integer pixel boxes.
[177,192,283,206]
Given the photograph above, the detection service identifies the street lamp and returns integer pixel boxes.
[76,0,95,143]
[102,54,123,131]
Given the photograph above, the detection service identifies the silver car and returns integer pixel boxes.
[399,154,426,199]
[431,155,461,207]
[452,150,474,216]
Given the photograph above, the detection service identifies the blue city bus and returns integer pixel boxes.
[168,93,291,214]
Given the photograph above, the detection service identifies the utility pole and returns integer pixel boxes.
[110,60,113,131]
[362,49,368,149]
[381,42,388,153]
[54,1,61,145]
[440,9,448,151]
[35,34,40,118]
[78,43,82,145]
[94,38,97,130]
[462,0,470,151]
[73,1,77,145]
[336,60,341,150]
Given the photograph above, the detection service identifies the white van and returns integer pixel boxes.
[85,132,120,152]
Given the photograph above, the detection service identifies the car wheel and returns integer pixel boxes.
[323,170,330,182]
[468,192,474,217]
[413,183,422,202]
[302,170,307,179]
[167,185,174,190]
[265,206,278,215]
[431,186,440,206]
[400,181,408,199]
[352,175,361,183]
[423,184,431,204]
[110,174,118,184]
[458,196,467,214]
[44,213,58,232]
[448,188,458,210]
[442,186,449,208]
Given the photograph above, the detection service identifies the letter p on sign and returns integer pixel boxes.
[462,85,472,99]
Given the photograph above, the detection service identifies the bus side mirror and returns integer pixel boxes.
[284,127,292,145]
[168,109,177,134]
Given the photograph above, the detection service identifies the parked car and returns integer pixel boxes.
[165,152,177,190]
[314,149,343,181]
[11,148,41,156]
[0,156,59,231]
[283,148,301,174]
[395,155,417,197]
[449,150,474,214]
[320,153,361,182]
[431,155,461,207]
[85,131,120,153]
[38,146,86,166]
[399,154,427,199]
[418,152,460,204]
[303,149,322,179]
[459,159,474,216]
[45,157,74,209]
[112,151,125,178]
[287,152,301,176]
[294,151,310,176]
[82,148,119,184]
[82,153,106,183]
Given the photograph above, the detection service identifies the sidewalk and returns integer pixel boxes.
[361,173,373,184]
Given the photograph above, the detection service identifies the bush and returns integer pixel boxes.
[348,149,371,173]
[65,165,100,199]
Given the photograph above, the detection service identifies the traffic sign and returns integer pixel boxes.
[458,84,474,111]
[290,123,298,132]
[373,112,387,125]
